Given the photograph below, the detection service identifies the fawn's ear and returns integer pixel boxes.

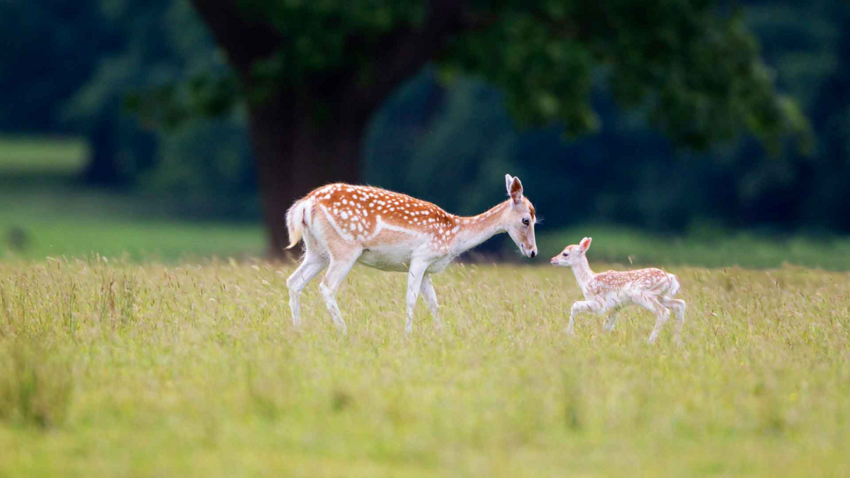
[505,174,514,193]
[508,176,523,204]
[580,237,592,251]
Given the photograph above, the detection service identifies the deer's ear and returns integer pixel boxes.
[509,176,523,204]
[505,174,514,194]
[580,237,592,250]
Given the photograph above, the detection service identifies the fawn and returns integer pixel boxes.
[550,237,685,343]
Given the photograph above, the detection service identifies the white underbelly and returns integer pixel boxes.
[357,247,413,272]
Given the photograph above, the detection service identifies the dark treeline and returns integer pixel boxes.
[1,0,848,238]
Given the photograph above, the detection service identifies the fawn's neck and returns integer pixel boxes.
[571,255,595,293]
[452,201,510,255]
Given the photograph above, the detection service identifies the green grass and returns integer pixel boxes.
[1,259,849,476]
[0,214,264,261]
[0,134,264,261]
[0,187,264,260]
[0,136,88,174]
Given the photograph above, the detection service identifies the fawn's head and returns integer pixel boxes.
[551,237,592,267]
[503,174,538,258]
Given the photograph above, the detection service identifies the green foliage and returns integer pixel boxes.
[0,0,106,133]
[242,1,427,88]
[1,261,850,474]
[202,0,809,152]
[445,1,810,150]
[143,112,256,198]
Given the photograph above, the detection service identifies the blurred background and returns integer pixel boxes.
[1,0,849,268]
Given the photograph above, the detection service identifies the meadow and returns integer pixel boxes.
[1,258,849,476]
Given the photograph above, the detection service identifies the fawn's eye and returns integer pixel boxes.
[522,217,530,226]
[562,252,569,257]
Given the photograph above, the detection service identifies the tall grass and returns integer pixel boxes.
[0,258,849,475]
[0,342,73,429]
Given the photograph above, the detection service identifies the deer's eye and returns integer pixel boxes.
[563,252,569,257]
[522,217,530,226]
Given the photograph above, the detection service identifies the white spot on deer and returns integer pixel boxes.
[341,211,349,219]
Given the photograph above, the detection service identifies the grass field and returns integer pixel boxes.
[0,136,264,261]
[0,136,87,175]
[1,259,848,476]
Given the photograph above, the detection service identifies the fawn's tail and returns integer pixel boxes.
[667,273,681,297]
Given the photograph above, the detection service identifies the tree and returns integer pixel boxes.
[0,0,106,133]
[185,0,806,257]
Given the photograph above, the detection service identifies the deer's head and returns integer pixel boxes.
[503,174,538,259]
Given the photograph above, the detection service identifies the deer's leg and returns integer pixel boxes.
[319,249,361,334]
[286,251,327,327]
[568,300,602,335]
[404,260,430,335]
[660,297,686,344]
[635,296,670,344]
[419,274,443,331]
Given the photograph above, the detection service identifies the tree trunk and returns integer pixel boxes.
[188,0,468,258]
[82,110,121,185]
[248,102,364,259]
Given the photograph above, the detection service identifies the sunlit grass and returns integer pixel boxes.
[0,136,87,174]
[0,216,265,261]
[0,259,848,476]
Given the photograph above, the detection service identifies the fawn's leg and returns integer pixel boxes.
[660,297,686,344]
[603,308,621,332]
[568,300,602,335]
[634,295,670,344]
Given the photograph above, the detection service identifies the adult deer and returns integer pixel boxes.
[285,174,538,334]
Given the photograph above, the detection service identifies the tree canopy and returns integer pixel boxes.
[186,0,808,150]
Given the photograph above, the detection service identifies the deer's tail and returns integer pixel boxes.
[285,198,313,249]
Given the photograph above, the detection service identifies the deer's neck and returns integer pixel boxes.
[571,255,595,293]
[451,201,510,255]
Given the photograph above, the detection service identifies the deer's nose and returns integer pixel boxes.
[529,250,536,258]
